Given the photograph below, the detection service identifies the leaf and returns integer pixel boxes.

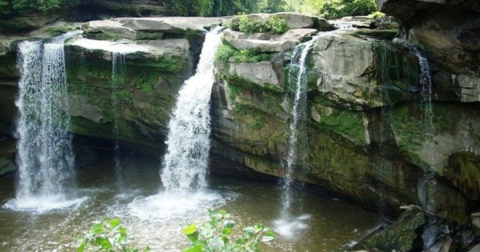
[223,220,235,229]
[110,219,122,228]
[182,244,204,252]
[243,226,254,235]
[91,223,104,234]
[95,237,112,249]
[187,232,199,243]
[183,224,197,235]
[261,235,274,242]
[76,240,86,252]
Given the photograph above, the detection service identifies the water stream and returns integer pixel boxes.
[410,46,437,213]
[160,27,223,192]
[111,52,127,187]
[275,38,316,237]
[6,33,85,212]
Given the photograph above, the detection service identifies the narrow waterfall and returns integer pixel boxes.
[160,27,223,192]
[410,46,437,213]
[6,33,82,211]
[111,52,126,186]
[274,38,316,237]
[378,42,391,215]
[282,39,315,214]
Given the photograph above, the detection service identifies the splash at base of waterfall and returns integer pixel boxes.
[4,196,88,213]
[126,191,237,221]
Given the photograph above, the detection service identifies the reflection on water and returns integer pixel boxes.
[0,157,382,252]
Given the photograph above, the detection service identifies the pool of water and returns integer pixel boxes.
[0,156,382,252]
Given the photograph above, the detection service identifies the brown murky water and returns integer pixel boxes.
[0,157,382,252]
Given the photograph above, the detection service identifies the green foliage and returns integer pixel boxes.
[259,0,286,13]
[226,14,289,34]
[77,218,150,252]
[171,0,260,17]
[182,209,274,252]
[367,11,385,19]
[0,0,79,16]
[249,116,265,129]
[216,44,272,65]
[320,0,377,19]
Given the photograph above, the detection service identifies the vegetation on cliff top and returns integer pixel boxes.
[0,0,378,19]
[0,0,79,16]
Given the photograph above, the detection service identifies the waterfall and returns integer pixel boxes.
[6,32,84,211]
[111,52,126,186]
[274,38,316,237]
[377,42,391,216]
[282,38,315,214]
[410,46,437,213]
[160,27,223,192]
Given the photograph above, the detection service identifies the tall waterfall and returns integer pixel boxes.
[111,52,126,186]
[160,27,223,192]
[6,33,81,211]
[274,38,316,237]
[281,38,315,215]
[410,46,437,213]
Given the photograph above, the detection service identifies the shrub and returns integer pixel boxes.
[76,218,150,252]
[320,0,377,19]
[76,210,274,252]
[226,14,289,34]
[215,44,271,65]
[182,209,274,252]
[0,0,79,16]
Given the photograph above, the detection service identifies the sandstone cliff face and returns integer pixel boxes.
[210,13,480,225]
[376,0,480,76]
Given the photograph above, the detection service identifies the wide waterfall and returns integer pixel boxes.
[160,27,224,192]
[6,33,84,212]
[275,38,316,237]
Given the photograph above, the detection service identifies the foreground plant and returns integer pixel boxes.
[77,218,150,252]
[182,209,275,252]
[77,210,273,252]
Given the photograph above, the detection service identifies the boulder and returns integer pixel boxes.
[226,39,297,53]
[0,13,62,33]
[83,20,137,40]
[353,209,426,252]
[219,61,282,90]
[312,31,383,108]
[224,28,317,53]
[377,0,480,75]
[470,244,480,252]
[83,17,226,40]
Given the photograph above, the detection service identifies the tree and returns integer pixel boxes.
[320,0,377,19]
[259,0,287,13]
[0,0,79,16]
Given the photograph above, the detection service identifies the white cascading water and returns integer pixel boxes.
[112,52,126,186]
[5,33,84,212]
[160,27,224,192]
[126,27,227,221]
[410,47,437,214]
[275,38,316,237]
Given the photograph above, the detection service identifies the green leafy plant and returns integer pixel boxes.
[320,0,377,19]
[0,0,80,16]
[367,11,386,19]
[77,218,150,252]
[226,14,289,34]
[182,209,275,252]
[216,44,272,66]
